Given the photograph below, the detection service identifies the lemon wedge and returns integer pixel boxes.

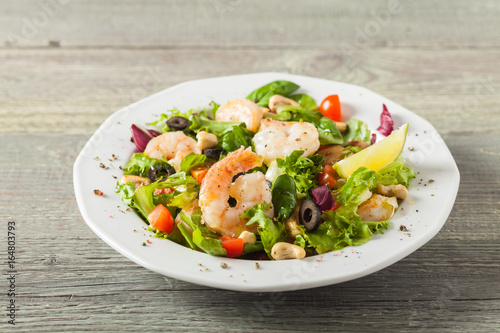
[334,123,409,178]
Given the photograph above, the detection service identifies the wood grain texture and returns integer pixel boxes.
[1,0,499,331]
[2,0,500,48]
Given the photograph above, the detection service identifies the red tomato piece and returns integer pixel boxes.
[148,204,174,234]
[218,236,244,258]
[330,203,341,212]
[318,165,339,189]
[319,94,342,121]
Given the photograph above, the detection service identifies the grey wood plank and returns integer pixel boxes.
[0,48,499,135]
[2,0,500,48]
[0,132,498,332]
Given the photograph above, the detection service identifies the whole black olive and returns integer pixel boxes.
[148,162,175,182]
[166,116,189,130]
[299,199,321,232]
[232,172,245,182]
[203,148,224,160]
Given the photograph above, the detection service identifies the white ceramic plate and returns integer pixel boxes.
[73,73,460,292]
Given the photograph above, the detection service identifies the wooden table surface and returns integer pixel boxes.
[1,1,499,332]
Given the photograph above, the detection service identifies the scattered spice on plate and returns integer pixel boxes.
[93,189,103,196]
[399,225,408,231]
[99,163,106,168]
[429,179,435,183]
[220,262,228,269]
[147,240,152,244]
[112,154,118,160]
[141,242,146,246]
[254,263,260,269]
[408,146,414,151]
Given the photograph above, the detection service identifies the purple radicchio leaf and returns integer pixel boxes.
[312,185,335,211]
[377,104,394,136]
[131,124,154,152]
[371,133,377,145]
[148,129,161,137]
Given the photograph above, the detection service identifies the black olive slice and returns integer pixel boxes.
[232,172,245,182]
[166,116,189,130]
[299,199,321,232]
[266,179,272,189]
[203,148,224,160]
[148,163,175,182]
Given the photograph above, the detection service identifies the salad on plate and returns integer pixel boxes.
[116,80,415,260]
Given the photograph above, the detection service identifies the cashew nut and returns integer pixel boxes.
[285,219,302,237]
[346,140,369,150]
[333,178,346,190]
[238,230,256,245]
[377,184,409,200]
[271,242,306,260]
[120,175,151,185]
[196,131,218,150]
[268,95,299,113]
[335,121,347,133]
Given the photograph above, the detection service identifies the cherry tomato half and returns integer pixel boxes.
[318,165,339,189]
[319,94,342,122]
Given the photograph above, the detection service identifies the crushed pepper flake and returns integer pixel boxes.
[93,189,103,196]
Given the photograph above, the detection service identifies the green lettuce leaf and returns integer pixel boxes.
[271,174,297,221]
[242,203,286,257]
[123,153,166,177]
[115,182,136,206]
[342,119,371,144]
[221,124,253,153]
[180,153,207,173]
[276,150,324,198]
[317,117,343,145]
[246,80,300,107]
[192,229,227,256]
[378,156,415,187]
[288,93,318,110]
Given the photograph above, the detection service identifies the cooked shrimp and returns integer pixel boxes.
[357,194,398,221]
[144,131,201,172]
[216,98,267,133]
[253,119,320,166]
[199,147,273,237]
